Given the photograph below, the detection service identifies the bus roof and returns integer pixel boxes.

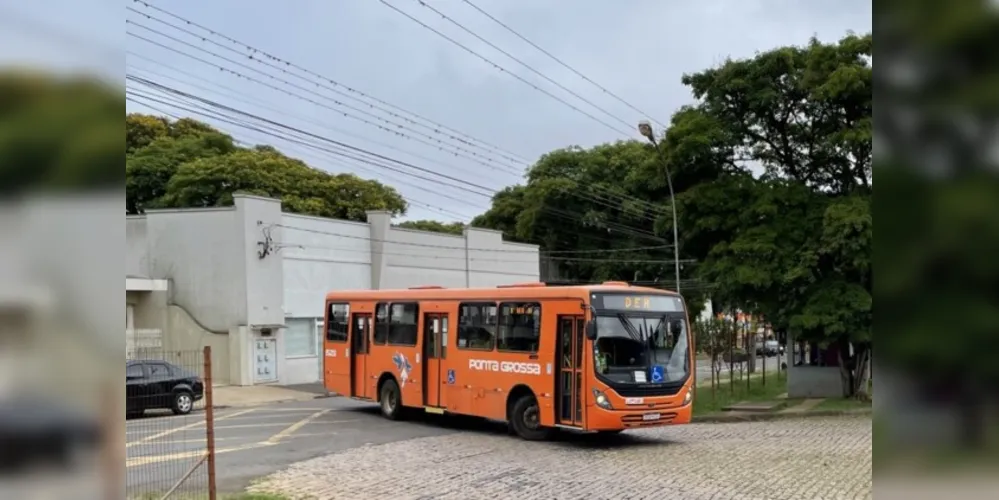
[324,282,679,302]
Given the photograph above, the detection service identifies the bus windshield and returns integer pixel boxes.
[593,313,689,384]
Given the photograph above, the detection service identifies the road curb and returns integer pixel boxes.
[692,407,872,424]
[209,391,337,410]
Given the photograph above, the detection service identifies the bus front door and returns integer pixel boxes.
[422,312,447,408]
[556,315,586,427]
[350,313,372,399]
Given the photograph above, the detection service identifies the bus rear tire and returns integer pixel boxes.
[510,394,551,441]
[379,378,404,421]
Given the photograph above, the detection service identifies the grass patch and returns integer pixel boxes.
[813,397,872,412]
[693,373,787,416]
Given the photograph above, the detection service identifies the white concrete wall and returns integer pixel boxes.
[281,213,372,317]
[132,208,245,331]
[276,210,541,385]
[280,214,372,385]
[368,211,540,290]
[126,195,542,387]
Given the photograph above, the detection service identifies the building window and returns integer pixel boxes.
[387,303,418,346]
[497,302,541,353]
[457,302,497,350]
[286,318,319,357]
[326,303,349,342]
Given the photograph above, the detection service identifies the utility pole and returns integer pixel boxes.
[637,121,681,294]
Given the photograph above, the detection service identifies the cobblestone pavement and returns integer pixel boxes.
[250,415,872,500]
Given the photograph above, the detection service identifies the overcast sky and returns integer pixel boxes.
[4,0,870,222]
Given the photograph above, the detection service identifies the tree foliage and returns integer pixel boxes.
[665,33,872,396]
[395,220,465,235]
[474,33,873,397]
[125,113,407,221]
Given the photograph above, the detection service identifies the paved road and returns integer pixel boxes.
[125,398,455,496]
[127,392,870,500]
[249,412,871,500]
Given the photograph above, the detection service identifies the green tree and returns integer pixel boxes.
[126,131,238,213]
[662,33,872,397]
[125,114,407,221]
[472,142,686,288]
[395,220,465,235]
[125,113,169,154]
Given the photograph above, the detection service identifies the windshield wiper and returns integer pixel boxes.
[616,313,643,343]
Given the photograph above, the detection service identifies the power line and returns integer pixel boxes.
[126,55,506,207]
[125,85,495,201]
[127,58,664,234]
[127,74,504,194]
[278,222,675,254]
[406,0,639,131]
[460,0,667,129]
[377,0,633,137]
[126,82,664,248]
[131,0,531,166]
[129,0,669,221]
[127,69,668,240]
[128,92,475,224]
[125,18,524,178]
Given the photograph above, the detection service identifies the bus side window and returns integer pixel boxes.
[457,302,496,350]
[374,303,389,344]
[326,303,349,342]
[387,303,418,346]
[497,302,541,353]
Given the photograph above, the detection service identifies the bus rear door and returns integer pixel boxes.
[350,312,372,399]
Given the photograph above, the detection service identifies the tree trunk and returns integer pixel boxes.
[837,347,852,398]
[851,344,872,401]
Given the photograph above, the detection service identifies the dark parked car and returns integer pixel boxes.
[126,360,204,417]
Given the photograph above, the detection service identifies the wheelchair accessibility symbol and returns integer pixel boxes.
[447,369,456,385]
[650,365,665,383]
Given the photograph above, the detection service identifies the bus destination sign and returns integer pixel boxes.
[593,294,683,312]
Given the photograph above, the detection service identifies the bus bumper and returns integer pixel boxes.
[585,401,693,431]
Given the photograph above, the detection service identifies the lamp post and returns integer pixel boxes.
[638,120,681,295]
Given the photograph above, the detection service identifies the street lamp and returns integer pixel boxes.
[638,120,681,295]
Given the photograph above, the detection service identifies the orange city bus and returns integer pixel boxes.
[321,281,694,440]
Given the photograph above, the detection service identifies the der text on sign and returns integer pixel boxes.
[624,296,652,310]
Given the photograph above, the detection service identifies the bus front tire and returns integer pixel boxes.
[379,378,404,421]
[509,394,552,441]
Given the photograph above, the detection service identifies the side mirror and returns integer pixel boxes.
[585,320,597,340]
[669,320,683,335]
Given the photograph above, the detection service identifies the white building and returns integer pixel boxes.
[126,194,540,386]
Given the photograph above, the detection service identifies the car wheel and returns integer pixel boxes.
[509,394,552,441]
[171,391,194,415]
[379,379,404,420]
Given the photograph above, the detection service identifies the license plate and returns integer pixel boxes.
[642,413,661,421]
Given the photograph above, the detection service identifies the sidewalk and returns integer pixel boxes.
[210,382,334,408]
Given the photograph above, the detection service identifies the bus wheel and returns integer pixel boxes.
[510,394,551,441]
[379,378,403,420]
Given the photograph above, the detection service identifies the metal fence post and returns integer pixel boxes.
[203,345,217,500]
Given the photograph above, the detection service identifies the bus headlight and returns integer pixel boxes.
[683,388,693,405]
[592,389,613,409]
